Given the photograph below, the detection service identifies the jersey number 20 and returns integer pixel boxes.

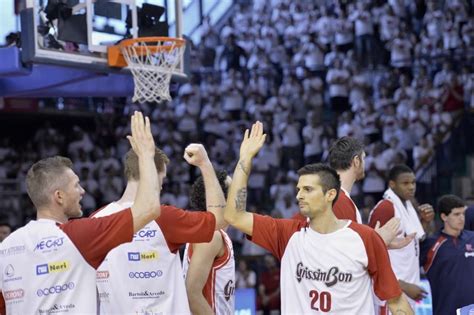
[309,290,332,312]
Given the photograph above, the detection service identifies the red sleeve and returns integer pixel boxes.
[333,193,357,221]
[247,213,307,260]
[60,208,134,269]
[0,293,4,315]
[291,213,307,222]
[157,205,216,253]
[349,223,402,301]
[368,200,395,228]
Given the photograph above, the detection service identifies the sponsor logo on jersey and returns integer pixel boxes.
[3,289,24,301]
[127,251,158,262]
[224,280,235,301]
[128,270,163,279]
[3,264,22,283]
[133,229,158,239]
[38,304,75,314]
[36,261,70,275]
[36,282,75,297]
[0,245,25,257]
[34,237,65,252]
[96,270,109,279]
[295,262,352,287]
[128,290,165,299]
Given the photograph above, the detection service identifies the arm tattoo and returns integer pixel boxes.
[207,204,226,209]
[235,188,247,212]
[238,160,250,176]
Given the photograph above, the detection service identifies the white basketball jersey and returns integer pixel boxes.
[183,230,235,315]
[280,222,375,314]
[94,202,191,315]
[386,200,420,309]
[0,219,96,314]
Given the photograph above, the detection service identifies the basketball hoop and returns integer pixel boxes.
[108,37,186,103]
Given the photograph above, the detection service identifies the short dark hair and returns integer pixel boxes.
[297,163,341,204]
[328,137,364,171]
[189,170,229,211]
[0,221,12,230]
[124,148,169,180]
[26,156,73,209]
[388,165,414,181]
[438,194,465,216]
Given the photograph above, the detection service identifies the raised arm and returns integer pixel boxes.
[127,111,161,232]
[224,121,266,236]
[184,144,226,229]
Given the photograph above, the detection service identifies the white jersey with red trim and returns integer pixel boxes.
[93,202,191,315]
[0,219,96,314]
[183,230,235,314]
[341,188,362,223]
[281,221,382,314]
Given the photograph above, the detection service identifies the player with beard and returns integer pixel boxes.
[223,122,413,314]
[294,137,411,247]
[0,112,161,314]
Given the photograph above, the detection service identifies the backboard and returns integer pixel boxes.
[22,0,186,76]
[0,0,188,98]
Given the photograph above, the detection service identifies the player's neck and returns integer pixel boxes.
[309,210,342,234]
[442,226,462,238]
[117,181,139,204]
[338,170,355,193]
[37,208,68,224]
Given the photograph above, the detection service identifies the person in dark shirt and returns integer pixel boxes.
[420,194,474,315]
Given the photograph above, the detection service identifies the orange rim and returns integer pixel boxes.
[108,37,185,68]
[119,36,186,48]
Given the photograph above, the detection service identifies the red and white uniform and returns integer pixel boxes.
[333,188,362,223]
[182,230,235,314]
[92,202,216,315]
[369,189,425,311]
[249,214,401,314]
[0,211,133,315]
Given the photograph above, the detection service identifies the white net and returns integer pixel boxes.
[120,38,185,103]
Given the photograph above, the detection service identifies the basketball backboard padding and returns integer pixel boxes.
[0,47,31,77]
[0,47,134,97]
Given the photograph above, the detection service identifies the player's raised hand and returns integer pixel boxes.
[127,111,155,158]
[239,121,266,159]
[183,143,210,167]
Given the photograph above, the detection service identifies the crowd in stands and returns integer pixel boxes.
[1,0,474,312]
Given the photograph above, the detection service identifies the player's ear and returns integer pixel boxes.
[326,188,337,204]
[388,180,396,190]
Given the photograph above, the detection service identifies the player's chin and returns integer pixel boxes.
[72,207,84,218]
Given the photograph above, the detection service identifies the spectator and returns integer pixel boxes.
[235,259,257,289]
[326,59,350,114]
[421,195,474,315]
[350,2,375,68]
[257,255,281,315]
